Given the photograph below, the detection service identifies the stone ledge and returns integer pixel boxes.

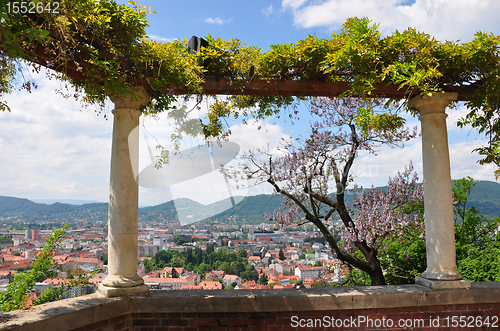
[131,281,500,313]
[98,283,149,298]
[1,282,499,331]
[0,294,130,331]
[415,276,472,290]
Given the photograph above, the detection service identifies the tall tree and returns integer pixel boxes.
[278,249,285,261]
[228,97,419,285]
[170,267,179,278]
[258,273,268,285]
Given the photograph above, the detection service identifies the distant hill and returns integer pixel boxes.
[0,180,498,225]
[137,195,284,225]
[31,198,104,205]
[204,194,284,224]
[162,179,500,223]
[0,196,109,223]
[465,180,500,218]
[0,196,39,215]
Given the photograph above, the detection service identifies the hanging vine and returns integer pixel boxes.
[1,1,499,175]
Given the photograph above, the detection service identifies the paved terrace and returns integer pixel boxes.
[1,281,499,331]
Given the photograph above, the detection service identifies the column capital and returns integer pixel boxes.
[408,92,458,116]
[110,86,149,110]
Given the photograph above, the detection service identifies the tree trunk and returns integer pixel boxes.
[316,217,387,285]
[367,258,386,286]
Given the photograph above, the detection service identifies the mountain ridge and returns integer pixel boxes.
[0,180,498,225]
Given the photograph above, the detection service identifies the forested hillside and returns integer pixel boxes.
[0,180,498,225]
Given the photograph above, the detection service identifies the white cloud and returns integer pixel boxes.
[446,104,476,132]
[262,4,275,16]
[281,0,500,41]
[1,86,275,207]
[351,129,497,190]
[0,71,113,202]
[148,35,177,43]
[282,0,308,11]
[449,140,496,181]
[353,140,423,188]
[229,118,291,153]
[204,17,232,25]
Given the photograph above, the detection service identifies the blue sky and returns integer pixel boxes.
[0,0,499,207]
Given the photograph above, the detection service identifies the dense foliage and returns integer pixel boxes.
[144,246,259,282]
[375,176,500,286]
[1,2,499,175]
[0,235,13,244]
[453,177,500,282]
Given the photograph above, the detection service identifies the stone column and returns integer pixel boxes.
[99,87,150,297]
[410,92,471,290]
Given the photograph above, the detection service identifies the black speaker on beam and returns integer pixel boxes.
[188,36,208,54]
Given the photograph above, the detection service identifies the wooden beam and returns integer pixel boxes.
[159,78,476,101]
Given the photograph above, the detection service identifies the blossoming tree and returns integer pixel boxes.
[229,97,423,285]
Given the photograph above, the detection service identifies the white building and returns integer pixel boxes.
[312,242,324,250]
[153,237,164,246]
[222,274,242,287]
[268,263,284,274]
[137,244,160,258]
[295,266,327,280]
[315,251,330,260]
[143,278,189,290]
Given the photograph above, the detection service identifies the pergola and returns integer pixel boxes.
[3,18,478,295]
[87,73,472,296]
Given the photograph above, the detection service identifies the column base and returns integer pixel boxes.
[421,269,463,281]
[415,276,471,290]
[98,283,150,298]
[102,274,144,288]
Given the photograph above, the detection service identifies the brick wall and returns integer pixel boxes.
[76,302,500,331]
[70,314,132,331]
[3,283,500,331]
